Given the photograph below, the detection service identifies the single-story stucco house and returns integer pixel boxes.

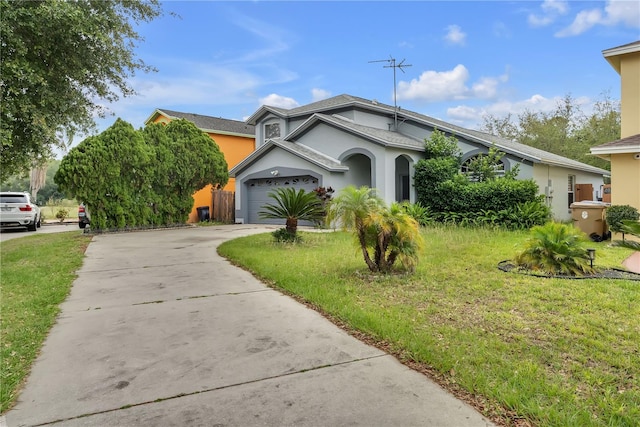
[230,94,609,224]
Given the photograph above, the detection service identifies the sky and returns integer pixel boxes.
[88,0,640,148]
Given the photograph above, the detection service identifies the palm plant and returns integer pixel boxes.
[327,186,384,271]
[328,186,423,273]
[514,222,595,276]
[258,187,324,236]
[365,202,424,272]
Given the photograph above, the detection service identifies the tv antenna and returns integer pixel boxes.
[369,56,412,130]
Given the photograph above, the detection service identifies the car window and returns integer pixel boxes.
[0,195,28,203]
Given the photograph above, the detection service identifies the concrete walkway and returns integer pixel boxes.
[5,225,494,427]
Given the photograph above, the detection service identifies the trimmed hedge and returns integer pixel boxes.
[417,178,539,213]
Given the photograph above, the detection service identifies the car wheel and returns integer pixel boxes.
[37,216,41,228]
[27,220,37,231]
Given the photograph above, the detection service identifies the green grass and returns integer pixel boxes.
[38,199,81,221]
[218,226,640,427]
[0,232,92,413]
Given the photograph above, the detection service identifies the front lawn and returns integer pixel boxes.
[218,226,639,427]
[0,232,92,413]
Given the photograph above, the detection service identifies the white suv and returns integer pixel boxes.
[0,192,41,231]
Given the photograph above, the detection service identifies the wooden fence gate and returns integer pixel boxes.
[212,190,235,223]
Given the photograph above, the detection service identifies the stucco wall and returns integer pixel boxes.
[620,52,640,138]
[610,153,640,208]
[533,164,606,222]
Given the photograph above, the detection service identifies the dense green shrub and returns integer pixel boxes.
[420,178,539,214]
[431,199,550,230]
[423,128,462,160]
[55,119,228,230]
[514,222,595,276]
[414,157,461,188]
[605,205,639,233]
[272,227,302,243]
[55,209,69,223]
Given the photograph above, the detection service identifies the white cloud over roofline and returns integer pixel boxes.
[396,65,508,102]
[259,93,300,109]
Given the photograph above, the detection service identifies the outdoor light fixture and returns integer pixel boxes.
[587,248,596,268]
[270,170,279,176]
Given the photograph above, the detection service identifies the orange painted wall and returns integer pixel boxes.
[150,115,255,222]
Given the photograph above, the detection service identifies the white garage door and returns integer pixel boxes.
[247,175,319,224]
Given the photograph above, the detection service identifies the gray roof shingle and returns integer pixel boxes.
[156,109,255,136]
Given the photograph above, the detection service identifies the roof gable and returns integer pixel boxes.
[229,139,347,177]
[287,113,424,151]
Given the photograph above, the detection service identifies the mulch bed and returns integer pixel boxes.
[498,260,640,281]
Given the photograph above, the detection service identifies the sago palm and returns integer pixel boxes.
[514,222,594,276]
[258,187,324,236]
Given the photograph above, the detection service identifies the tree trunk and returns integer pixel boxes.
[286,217,298,235]
[356,224,377,272]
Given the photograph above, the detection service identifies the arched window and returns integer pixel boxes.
[460,154,505,182]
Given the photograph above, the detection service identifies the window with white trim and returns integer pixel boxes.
[265,123,280,139]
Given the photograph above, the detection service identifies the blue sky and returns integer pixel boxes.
[91,0,639,142]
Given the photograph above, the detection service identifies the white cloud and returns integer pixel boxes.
[444,25,466,45]
[604,0,640,27]
[311,88,331,102]
[555,8,604,37]
[556,0,640,37]
[528,0,569,27]
[397,65,507,102]
[259,93,300,109]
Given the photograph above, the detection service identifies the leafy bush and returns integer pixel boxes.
[400,202,433,226]
[514,222,595,276]
[605,205,639,233]
[421,178,540,214]
[55,119,228,230]
[423,128,462,160]
[55,209,69,223]
[272,227,302,243]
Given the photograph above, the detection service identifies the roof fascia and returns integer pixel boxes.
[197,128,255,138]
[602,42,640,74]
[245,106,288,125]
[590,145,640,155]
[143,109,172,126]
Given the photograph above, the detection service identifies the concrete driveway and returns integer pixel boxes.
[5,225,494,427]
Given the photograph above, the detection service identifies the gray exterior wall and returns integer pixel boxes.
[236,95,606,224]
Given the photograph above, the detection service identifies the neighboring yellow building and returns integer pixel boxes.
[591,40,640,263]
[591,41,640,210]
[145,109,255,222]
